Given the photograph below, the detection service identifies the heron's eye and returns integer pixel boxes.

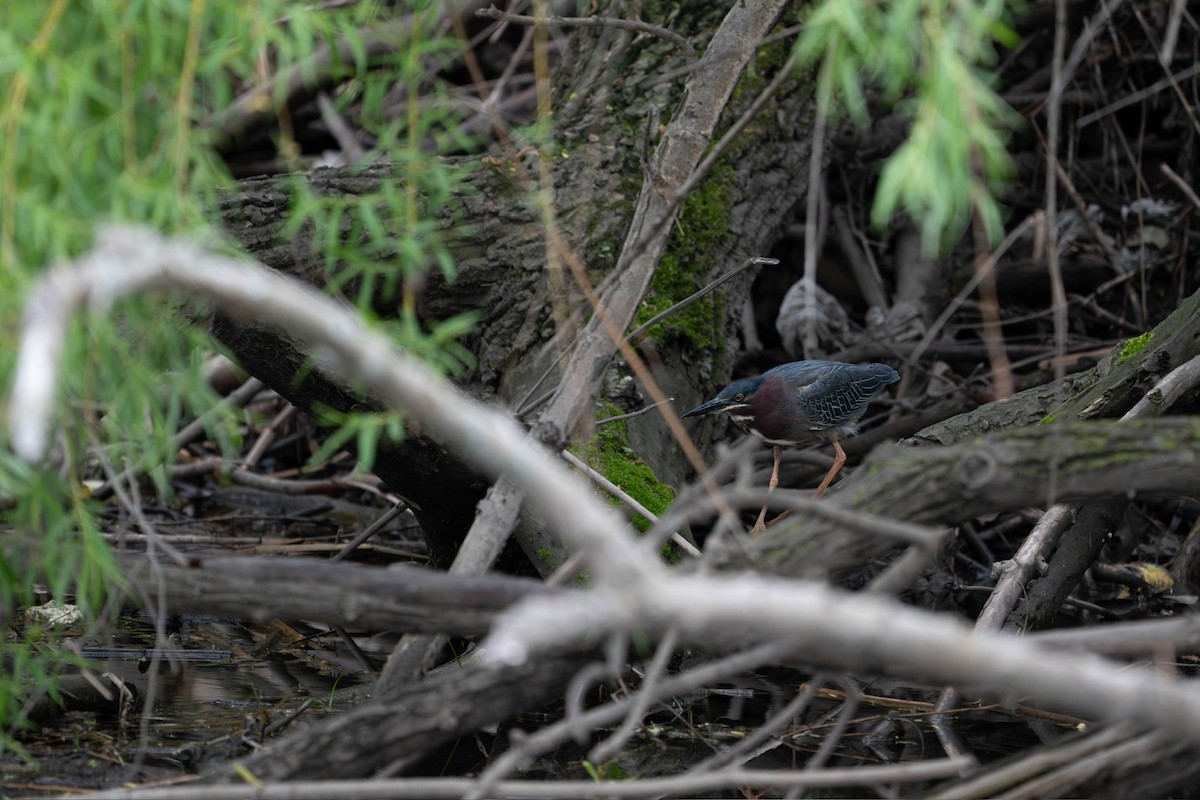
[734,393,744,402]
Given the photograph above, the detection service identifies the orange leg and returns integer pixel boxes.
[812,437,847,498]
[752,446,783,533]
[761,439,847,530]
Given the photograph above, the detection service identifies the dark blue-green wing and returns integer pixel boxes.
[794,364,898,431]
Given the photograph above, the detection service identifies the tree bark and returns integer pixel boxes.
[123,556,557,636]
[213,3,816,568]
[192,3,815,780]
[211,646,595,782]
[911,287,1200,446]
[746,418,1200,578]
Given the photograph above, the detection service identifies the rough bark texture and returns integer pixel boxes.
[213,646,594,781]
[1016,498,1127,630]
[746,417,1200,579]
[911,287,1200,446]
[123,557,556,636]
[213,4,815,566]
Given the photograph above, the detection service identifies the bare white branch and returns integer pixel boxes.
[7,225,651,589]
[16,224,1200,775]
[487,572,1200,743]
[77,758,973,800]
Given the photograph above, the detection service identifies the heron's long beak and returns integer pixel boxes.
[682,396,734,418]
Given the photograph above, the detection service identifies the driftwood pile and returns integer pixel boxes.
[11,1,1200,797]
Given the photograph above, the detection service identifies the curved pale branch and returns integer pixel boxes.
[14,226,1200,780]
[7,225,650,590]
[486,572,1200,745]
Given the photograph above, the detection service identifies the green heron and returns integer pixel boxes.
[683,360,900,529]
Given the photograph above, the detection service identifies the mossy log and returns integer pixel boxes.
[912,286,1200,446]
[748,417,1200,578]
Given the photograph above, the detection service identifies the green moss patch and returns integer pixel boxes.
[574,403,676,535]
[632,160,734,349]
[1118,332,1153,363]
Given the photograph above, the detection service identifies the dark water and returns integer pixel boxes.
[2,610,381,795]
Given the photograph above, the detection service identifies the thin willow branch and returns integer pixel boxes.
[476,4,695,54]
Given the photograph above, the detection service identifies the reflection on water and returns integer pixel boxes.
[93,612,377,720]
[2,610,382,793]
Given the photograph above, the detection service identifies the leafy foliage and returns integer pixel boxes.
[0,0,472,748]
[796,0,1021,253]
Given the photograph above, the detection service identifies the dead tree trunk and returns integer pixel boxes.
[177,2,815,782]
[213,3,817,568]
